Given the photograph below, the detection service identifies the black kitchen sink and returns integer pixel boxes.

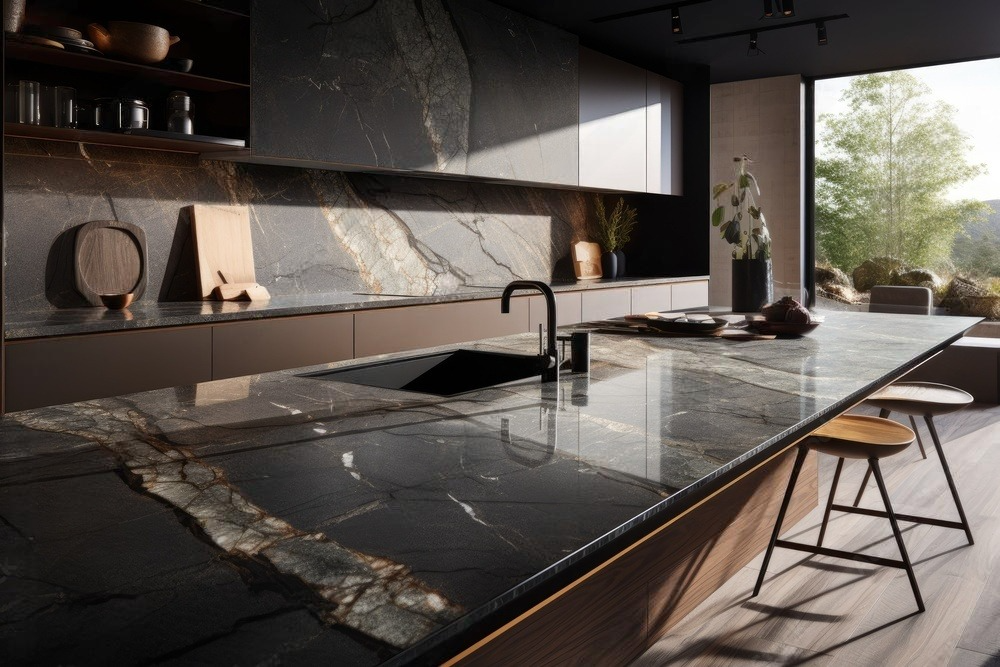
[301,349,545,396]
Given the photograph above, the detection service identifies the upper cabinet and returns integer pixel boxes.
[3,0,250,154]
[251,0,579,186]
[646,72,684,196]
[578,48,647,192]
[578,47,684,195]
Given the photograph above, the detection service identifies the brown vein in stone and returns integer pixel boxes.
[11,404,463,649]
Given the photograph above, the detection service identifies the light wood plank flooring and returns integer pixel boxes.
[634,403,1000,667]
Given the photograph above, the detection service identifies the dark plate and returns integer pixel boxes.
[749,319,822,336]
[630,316,729,335]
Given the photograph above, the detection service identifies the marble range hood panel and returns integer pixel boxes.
[251,0,579,185]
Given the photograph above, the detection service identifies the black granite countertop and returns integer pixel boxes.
[3,276,707,339]
[0,311,978,665]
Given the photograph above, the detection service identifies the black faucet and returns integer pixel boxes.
[500,280,559,382]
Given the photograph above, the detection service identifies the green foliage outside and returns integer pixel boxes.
[816,71,988,273]
[952,200,1000,280]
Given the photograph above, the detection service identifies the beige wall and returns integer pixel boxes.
[709,75,805,307]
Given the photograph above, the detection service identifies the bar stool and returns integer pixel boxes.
[853,382,975,545]
[752,414,925,612]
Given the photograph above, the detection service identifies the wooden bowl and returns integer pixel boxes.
[87,21,179,64]
[99,292,134,310]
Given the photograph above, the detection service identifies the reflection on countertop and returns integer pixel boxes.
[0,311,978,665]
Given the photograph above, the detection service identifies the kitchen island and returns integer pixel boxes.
[0,312,979,665]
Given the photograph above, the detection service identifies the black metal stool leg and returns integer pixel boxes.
[924,415,974,545]
[852,408,893,507]
[752,445,810,598]
[909,415,927,459]
[817,457,845,548]
[869,457,925,612]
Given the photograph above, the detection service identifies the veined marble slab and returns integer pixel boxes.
[0,312,978,665]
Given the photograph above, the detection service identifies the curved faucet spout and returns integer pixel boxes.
[500,280,558,382]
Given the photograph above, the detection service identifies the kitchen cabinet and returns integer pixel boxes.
[2,281,707,411]
[631,284,672,314]
[354,297,530,358]
[2,0,250,155]
[529,292,583,331]
[646,72,684,195]
[4,326,212,412]
[251,0,578,185]
[579,48,684,194]
[581,287,632,321]
[672,280,709,311]
[578,48,647,192]
[212,312,353,380]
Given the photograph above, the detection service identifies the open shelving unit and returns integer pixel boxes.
[3,0,250,156]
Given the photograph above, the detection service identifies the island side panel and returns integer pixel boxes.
[448,445,818,666]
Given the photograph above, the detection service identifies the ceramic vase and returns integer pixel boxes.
[732,257,773,312]
[614,249,626,278]
[600,251,617,280]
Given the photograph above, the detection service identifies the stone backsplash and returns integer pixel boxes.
[3,138,600,314]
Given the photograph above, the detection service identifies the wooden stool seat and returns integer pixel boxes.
[867,382,973,416]
[855,382,975,545]
[753,415,926,612]
[807,414,915,460]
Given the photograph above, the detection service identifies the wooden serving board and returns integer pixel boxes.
[74,220,147,306]
[571,241,602,279]
[189,204,258,299]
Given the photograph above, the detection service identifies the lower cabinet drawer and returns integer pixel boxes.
[630,284,672,314]
[212,313,354,380]
[354,298,530,358]
[581,287,631,321]
[5,327,212,412]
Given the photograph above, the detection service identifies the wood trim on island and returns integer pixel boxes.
[446,442,819,666]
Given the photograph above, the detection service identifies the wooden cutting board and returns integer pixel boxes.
[74,220,147,306]
[189,204,260,299]
[571,241,602,279]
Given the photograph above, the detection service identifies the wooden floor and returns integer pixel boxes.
[633,403,1000,667]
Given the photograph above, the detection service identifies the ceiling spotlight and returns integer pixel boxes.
[747,31,761,56]
[817,20,828,45]
[671,7,682,34]
[763,0,774,17]
[781,0,795,16]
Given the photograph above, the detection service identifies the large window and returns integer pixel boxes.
[813,58,1000,311]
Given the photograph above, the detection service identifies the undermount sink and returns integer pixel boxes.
[301,349,545,396]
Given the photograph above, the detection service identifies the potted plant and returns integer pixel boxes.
[592,195,638,278]
[711,155,773,311]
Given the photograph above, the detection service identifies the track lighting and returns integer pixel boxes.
[671,7,682,34]
[677,13,849,53]
[817,20,828,45]
[781,0,795,16]
[763,0,774,18]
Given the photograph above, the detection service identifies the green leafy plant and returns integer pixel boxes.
[711,155,771,260]
[593,195,638,252]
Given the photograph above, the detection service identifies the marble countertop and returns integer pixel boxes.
[3,276,707,339]
[0,311,977,665]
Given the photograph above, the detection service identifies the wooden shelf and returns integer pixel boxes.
[4,122,248,155]
[4,42,249,92]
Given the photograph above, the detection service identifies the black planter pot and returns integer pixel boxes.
[614,249,626,277]
[731,257,773,312]
[600,251,617,279]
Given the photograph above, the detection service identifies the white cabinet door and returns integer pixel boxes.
[579,48,647,191]
[646,72,684,195]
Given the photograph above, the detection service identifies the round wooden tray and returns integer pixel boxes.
[74,220,147,307]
